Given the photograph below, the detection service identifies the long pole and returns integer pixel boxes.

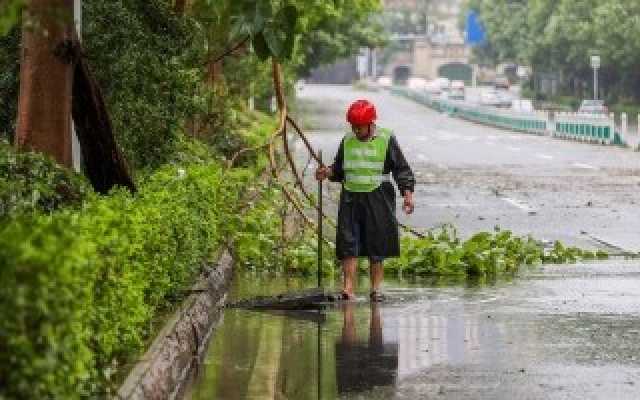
[317,150,323,288]
[594,67,598,100]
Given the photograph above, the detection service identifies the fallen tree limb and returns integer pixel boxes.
[69,36,136,194]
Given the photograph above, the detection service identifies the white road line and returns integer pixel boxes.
[507,146,521,152]
[417,137,428,142]
[572,162,598,170]
[536,154,553,160]
[463,137,476,142]
[417,154,428,160]
[501,197,537,214]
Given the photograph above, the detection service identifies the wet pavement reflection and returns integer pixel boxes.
[184,261,640,400]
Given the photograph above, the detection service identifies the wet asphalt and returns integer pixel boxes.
[184,262,640,400]
[183,84,640,400]
[294,84,640,252]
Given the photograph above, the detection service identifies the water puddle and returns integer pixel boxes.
[183,262,640,399]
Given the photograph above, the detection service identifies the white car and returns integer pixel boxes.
[480,90,501,106]
[451,80,465,90]
[407,77,428,90]
[377,76,392,88]
[578,99,608,115]
[433,77,451,91]
[511,99,534,112]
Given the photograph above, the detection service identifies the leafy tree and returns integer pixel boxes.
[464,0,640,101]
[0,0,22,35]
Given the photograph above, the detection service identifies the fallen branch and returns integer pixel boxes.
[203,35,250,67]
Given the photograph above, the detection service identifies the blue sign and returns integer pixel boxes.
[465,11,486,46]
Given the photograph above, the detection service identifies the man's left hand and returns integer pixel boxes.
[403,191,415,215]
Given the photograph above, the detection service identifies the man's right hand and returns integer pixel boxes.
[315,165,331,181]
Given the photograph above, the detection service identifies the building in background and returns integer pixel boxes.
[383,0,472,84]
[307,0,472,84]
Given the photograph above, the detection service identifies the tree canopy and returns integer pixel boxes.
[465,0,640,101]
[1,0,384,168]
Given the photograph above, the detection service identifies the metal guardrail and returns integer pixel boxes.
[392,86,632,148]
[553,112,616,144]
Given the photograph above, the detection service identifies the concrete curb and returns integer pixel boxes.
[116,250,234,400]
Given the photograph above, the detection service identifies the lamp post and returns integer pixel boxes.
[591,55,600,100]
[72,0,82,171]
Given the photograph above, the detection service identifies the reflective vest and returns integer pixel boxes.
[343,128,391,192]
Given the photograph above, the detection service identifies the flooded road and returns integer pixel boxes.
[183,260,640,399]
[294,84,640,252]
[180,84,640,399]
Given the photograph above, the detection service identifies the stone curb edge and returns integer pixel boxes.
[115,250,234,400]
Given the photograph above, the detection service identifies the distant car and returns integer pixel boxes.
[578,99,608,115]
[449,88,465,100]
[451,80,465,90]
[407,77,428,90]
[495,91,513,107]
[377,76,392,88]
[511,99,534,112]
[494,75,510,89]
[480,90,501,106]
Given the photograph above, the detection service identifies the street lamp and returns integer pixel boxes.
[591,55,600,100]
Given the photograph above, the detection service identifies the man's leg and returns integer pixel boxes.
[342,257,358,298]
[369,260,384,294]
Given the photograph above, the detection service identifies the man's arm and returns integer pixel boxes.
[316,139,345,182]
[387,135,416,214]
[387,135,415,194]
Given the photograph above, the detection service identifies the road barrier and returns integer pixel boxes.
[553,112,616,144]
[392,86,549,135]
[391,86,630,147]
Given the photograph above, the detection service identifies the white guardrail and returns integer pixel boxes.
[391,86,633,148]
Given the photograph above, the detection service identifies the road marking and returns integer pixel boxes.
[507,146,521,152]
[417,154,428,160]
[463,137,476,142]
[536,154,553,160]
[501,197,537,214]
[417,137,428,142]
[572,162,598,170]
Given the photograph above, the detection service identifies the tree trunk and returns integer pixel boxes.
[174,0,187,14]
[70,36,136,194]
[206,59,223,87]
[16,0,74,167]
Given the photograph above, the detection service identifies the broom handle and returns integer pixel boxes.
[317,150,323,289]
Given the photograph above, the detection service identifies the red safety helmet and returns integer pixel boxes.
[346,99,377,126]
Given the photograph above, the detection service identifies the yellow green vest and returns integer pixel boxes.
[343,128,391,192]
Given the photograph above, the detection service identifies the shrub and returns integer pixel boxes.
[0,160,248,398]
[0,141,90,221]
[386,226,608,277]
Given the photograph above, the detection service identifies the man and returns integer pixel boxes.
[315,99,415,301]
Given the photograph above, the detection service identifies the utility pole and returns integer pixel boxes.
[72,0,81,171]
[591,55,600,100]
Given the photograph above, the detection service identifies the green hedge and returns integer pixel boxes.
[0,141,90,221]
[0,161,247,398]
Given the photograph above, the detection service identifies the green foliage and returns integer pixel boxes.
[83,0,208,170]
[0,26,19,141]
[0,141,90,221]
[232,184,335,275]
[0,0,22,36]
[0,157,250,398]
[0,106,277,398]
[465,0,640,101]
[386,226,608,277]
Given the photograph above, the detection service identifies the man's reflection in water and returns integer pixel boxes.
[335,303,399,395]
